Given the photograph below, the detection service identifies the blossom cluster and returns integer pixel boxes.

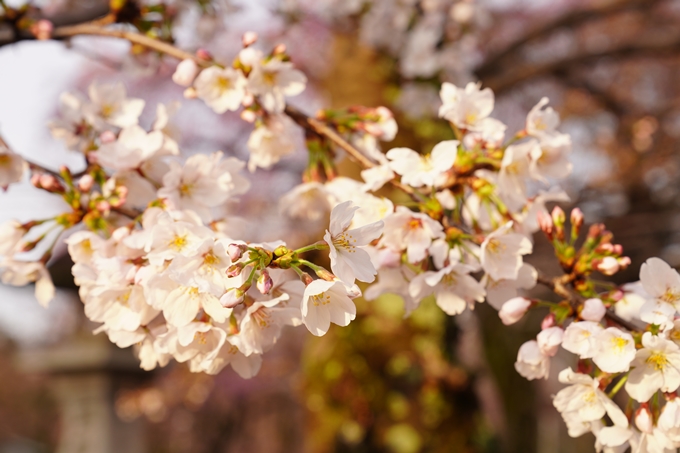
[2,29,680,451]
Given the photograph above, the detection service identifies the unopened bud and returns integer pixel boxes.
[242,93,255,108]
[595,256,620,276]
[220,288,244,308]
[227,243,245,261]
[587,223,605,239]
[183,87,198,99]
[315,268,336,282]
[226,262,245,277]
[39,174,63,193]
[635,404,654,434]
[541,313,556,330]
[256,270,273,295]
[272,43,287,55]
[78,174,95,192]
[240,110,257,123]
[618,256,631,270]
[196,48,212,60]
[30,173,41,188]
[96,200,111,213]
[613,244,623,255]
[109,186,128,207]
[580,298,606,322]
[499,297,532,325]
[100,130,116,144]
[551,206,565,226]
[31,19,53,40]
[172,59,199,87]
[300,272,314,286]
[242,31,258,47]
[570,207,583,228]
[537,211,553,239]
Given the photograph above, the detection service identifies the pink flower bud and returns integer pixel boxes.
[363,122,383,137]
[570,207,583,227]
[195,48,212,60]
[315,268,336,282]
[376,106,393,119]
[541,313,556,330]
[220,288,244,308]
[39,174,63,192]
[183,87,198,99]
[227,243,244,261]
[31,19,53,40]
[581,298,606,322]
[256,270,273,295]
[551,206,565,225]
[96,200,111,213]
[537,211,553,238]
[596,256,620,276]
[99,130,116,144]
[272,43,287,55]
[226,262,244,277]
[635,404,654,434]
[78,174,95,192]
[499,297,532,325]
[537,326,564,357]
[613,244,623,255]
[240,110,257,123]
[242,93,255,107]
[172,59,199,87]
[30,173,41,188]
[242,31,258,47]
[618,256,631,269]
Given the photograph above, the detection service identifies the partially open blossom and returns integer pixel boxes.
[498,296,531,325]
[438,82,494,131]
[514,340,549,380]
[537,326,564,356]
[581,298,606,322]
[323,201,384,285]
[172,59,200,87]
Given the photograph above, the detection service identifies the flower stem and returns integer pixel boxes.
[294,241,329,255]
[607,373,629,398]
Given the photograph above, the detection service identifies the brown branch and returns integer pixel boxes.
[284,105,420,200]
[484,33,680,95]
[536,272,639,332]
[476,0,665,79]
[0,133,61,178]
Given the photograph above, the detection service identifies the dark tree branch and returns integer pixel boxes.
[476,0,665,79]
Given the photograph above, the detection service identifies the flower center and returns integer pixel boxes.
[203,251,220,267]
[179,183,193,197]
[407,218,422,230]
[215,76,232,92]
[660,288,680,304]
[333,232,357,252]
[0,154,10,166]
[486,238,506,254]
[646,352,669,371]
[193,331,208,345]
[311,292,331,307]
[169,235,188,251]
[611,337,629,353]
[101,104,115,118]
[263,71,277,86]
[252,307,272,328]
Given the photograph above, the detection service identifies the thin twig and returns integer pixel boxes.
[0,134,61,178]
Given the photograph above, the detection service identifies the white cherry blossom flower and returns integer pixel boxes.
[324,201,383,285]
[49,91,90,152]
[640,257,680,313]
[625,332,680,402]
[581,298,607,322]
[0,145,27,189]
[438,82,494,131]
[301,279,357,336]
[526,97,560,139]
[553,368,628,428]
[480,222,532,281]
[364,266,419,316]
[83,81,145,130]
[361,164,395,192]
[172,59,199,87]
[498,139,540,211]
[247,58,307,113]
[194,66,247,113]
[279,182,332,221]
[615,282,648,322]
[201,337,262,378]
[0,219,24,255]
[592,327,636,373]
[498,297,531,325]
[530,133,572,182]
[386,140,457,188]
[409,263,485,316]
[92,125,163,171]
[537,326,564,356]
[0,259,54,306]
[237,295,302,356]
[514,340,549,380]
[158,152,249,221]
[562,321,604,359]
[380,206,444,263]
[484,263,537,309]
[246,113,299,171]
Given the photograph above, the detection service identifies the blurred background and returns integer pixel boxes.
[0,0,679,451]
